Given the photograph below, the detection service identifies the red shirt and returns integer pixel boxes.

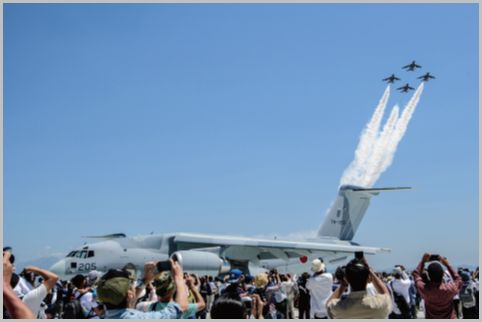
[412,260,462,319]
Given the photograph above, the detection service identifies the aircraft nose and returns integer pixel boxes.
[49,259,66,278]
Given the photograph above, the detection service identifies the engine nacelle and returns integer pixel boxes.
[171,250,228,276]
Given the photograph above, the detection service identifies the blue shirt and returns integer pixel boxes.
[149,301,198,319]
[105,303,182,319]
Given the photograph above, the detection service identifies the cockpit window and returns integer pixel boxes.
[67,250,89,258]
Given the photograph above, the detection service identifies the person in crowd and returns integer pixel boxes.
[136,270,205,319]
[3,251,36,319]
[281,273,297,319]
[388,266,412,318]
[412,253,462,319]
[198,276,209,318]
[97,259,188,319]
[265,269,286,319]
[206,276,217,312]
[71,273,97,318]
[458,271,478,319]
[210,287,264,319]
[296,272,311,319]
[306,258,333,318]
[326,256,392,318]
[18,265,59,318]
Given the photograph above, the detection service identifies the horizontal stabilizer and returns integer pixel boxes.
[351,187,412,193]
[82,233,126,239]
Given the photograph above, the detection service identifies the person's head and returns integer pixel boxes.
[87,270,103,286]
[208,276,213,282]
[427,262,444,284]
[96,269,134,310]
[254,273,268,289]
[311,258,325,274]
[210,295,246,319]
[228,269,242,283]
[344,259,369,291]
[392,267,403,279]
[153,271,176,300]
[71,274,86,289]
[460,271,471,283]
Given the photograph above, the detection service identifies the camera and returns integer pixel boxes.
[156,260,172,272]
[429,254,440,261]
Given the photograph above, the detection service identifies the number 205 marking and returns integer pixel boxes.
[78,263,97,271]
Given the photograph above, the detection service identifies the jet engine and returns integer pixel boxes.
[171,250,229,276]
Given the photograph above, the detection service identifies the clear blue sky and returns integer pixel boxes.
[4,3,479,270]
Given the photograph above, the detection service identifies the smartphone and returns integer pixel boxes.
[429,254,440,261]
[156,260,172,272]
[354,251,364,260]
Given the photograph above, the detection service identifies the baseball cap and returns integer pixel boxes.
[228,269,242,283]
[153,271,176,297]
[96,269,132,306]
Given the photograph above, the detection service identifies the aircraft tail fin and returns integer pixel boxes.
[317,185,411,240]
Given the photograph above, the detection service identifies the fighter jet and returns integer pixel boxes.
[418,72,436,82]
[402,61,422,71]
[397,83,415,93]
[49,185,410,279]
[382,74,401,83]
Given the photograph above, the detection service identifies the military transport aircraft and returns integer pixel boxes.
[382,74,400,83]
[49,186,410,279]
[397,83,415,93]
[418,72,436,82]
[402,61,422,71]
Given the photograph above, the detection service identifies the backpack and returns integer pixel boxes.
[62,293,87,319]
[390,281,411,318]
[459,282,476,308]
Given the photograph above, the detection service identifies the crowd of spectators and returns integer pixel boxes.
[3,247,479,319]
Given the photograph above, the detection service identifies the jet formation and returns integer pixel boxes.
[382,60,435,93]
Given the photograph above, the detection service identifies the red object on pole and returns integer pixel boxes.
[299,255,308,264]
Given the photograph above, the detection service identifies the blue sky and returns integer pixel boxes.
[4,3,479,270]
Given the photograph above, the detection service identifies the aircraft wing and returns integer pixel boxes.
[172,232,389,261]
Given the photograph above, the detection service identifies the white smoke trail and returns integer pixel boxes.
[375,83,424,178]
[340,86,390,186]
[360,104,400,187]
[339,82,424,189]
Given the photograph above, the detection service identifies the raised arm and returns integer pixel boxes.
[171,259,189,312]
[24,265,59,291]
[412,253,430,296]
[440,256,463,293]
[185,275,206,311]
[3,252,35,319]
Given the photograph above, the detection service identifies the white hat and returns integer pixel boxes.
[311,259,325,273]
[87,270,103,284]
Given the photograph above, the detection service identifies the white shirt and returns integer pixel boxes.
[306,272,333,318]
[281,281,296,297]
[390,278,411,314]
[22,284,48,318]
[75,290,95,315]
